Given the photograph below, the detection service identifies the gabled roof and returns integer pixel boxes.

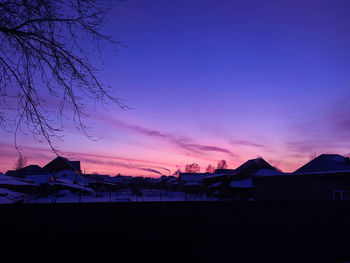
[21,165,43,172]
[178,173,207,183]
[293,154,350,174]
[234,158,275,177]
[43,156,81,172]
[5,165,47,177]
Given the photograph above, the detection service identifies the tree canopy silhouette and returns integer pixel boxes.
[0,0,126,153]
[205,164,215,173]
[217,160,228,169]
[185,163,200,173]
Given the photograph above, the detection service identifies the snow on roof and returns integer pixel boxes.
[234,158,275,176]
[0,187,25,204]
[0,174,37,186]
[294,154,350,173]
[25,174,51,184]
[253,169,283,176]
[55,179,95,193]
[229,179,253,188]
[203,174,228,179]
[180,174,207,183]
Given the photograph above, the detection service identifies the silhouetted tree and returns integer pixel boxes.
[217,160,228,169]
[185,163,200,173]
[14,156,27,170]
[0,0,126,152]
[173,168,181,177]
[205,164,215,173]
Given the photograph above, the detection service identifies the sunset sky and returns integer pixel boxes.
[1,0,350,177]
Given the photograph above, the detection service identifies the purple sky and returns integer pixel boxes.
[1,0,350,176]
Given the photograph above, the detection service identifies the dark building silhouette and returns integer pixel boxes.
[218,157,278,200]
[43,156,81,174]
[6,165,46,178]
[253,154,350,200]
[214,169,235,174]
[294,154,350,173]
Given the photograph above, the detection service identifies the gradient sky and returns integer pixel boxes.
[1,0,350,176]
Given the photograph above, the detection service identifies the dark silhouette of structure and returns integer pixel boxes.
[294,154,350,173]
[43,156,81,174]
[253,154,350,200]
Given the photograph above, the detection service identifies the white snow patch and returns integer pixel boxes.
[0,175,37,186]
[0,187,26,204]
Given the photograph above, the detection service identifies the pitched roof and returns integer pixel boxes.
[21,165,43,171]
[43,156,81,172]
[234,158,275,177]
[178,173,207,183]
[293,154,350,174]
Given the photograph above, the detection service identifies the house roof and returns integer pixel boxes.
[293,154,350,174]
[0,175,37,186]
[232,158,275,178]
[21,165,43,171]
[44,156,81,172]
[179,173,206,183]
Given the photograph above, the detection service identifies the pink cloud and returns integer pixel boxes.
[97,117,238,158]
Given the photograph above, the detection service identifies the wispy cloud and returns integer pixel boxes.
[80,157,166,176]
[101,118,237,158]
[0,143,172,176]
[175,140,236,156]
[230,140,265,148]
[282,93,350,157]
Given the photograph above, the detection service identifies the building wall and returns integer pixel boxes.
[253,173,350,200]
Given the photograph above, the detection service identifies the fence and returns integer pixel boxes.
[25,189,221,203]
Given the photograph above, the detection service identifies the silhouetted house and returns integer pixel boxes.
[178,173,208,193]
[203,173,231,197]
[220,158,276,200]
[6,165,46,178]
[86,180,117,193]
[294,154,350,173]
[35,178,95,199]
[214,169,235,174]
[253,154,350,200]
[106,175,132,188]
[44,156,81,173]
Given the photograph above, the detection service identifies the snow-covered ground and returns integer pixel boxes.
[25,189,221,203]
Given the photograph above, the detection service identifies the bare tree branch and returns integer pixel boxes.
[0,0,127,155]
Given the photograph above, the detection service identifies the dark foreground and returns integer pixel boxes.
[1,201,350,263]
